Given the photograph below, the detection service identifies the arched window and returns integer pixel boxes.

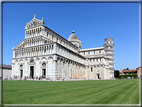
[20,64,23,68]
[45,40,47,44]
[42,63,46,67]
[30,60,34,63]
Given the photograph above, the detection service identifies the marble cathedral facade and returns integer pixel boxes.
[12,16,115,80]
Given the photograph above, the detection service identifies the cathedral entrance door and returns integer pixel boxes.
[42,69,46,78]
[20,70,23,78]
[97,74,100,79]
[30,66,34,78]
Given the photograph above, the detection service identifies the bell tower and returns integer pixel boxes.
[104,37,115,78]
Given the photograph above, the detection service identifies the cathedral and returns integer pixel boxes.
[12,16,115,80]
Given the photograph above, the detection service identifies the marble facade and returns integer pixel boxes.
[12,16,114,80]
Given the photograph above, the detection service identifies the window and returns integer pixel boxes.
[42,63,46,67]
[88,51,90,54]
[30,60,34,63]
[94,51,95,54]
[35,22,37,26]
[15,53,17,57]
[45,40,47,44]
[47,32,48,37]
[99,50,101,53]
[38,31,39,35]
[75,44,78,47]
[91,68,93,72]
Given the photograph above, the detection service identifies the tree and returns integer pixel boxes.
[123,68,129,70]
[114,70,120,78]
[132,71,134,74]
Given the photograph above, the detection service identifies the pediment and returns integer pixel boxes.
[25,18,45,29]
[14,36,54,50]
[14,40,25,50]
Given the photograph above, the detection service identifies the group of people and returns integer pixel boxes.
[23,75,46,80]
[4,76,12,80]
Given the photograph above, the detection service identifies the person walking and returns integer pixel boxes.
[25,76,26,80]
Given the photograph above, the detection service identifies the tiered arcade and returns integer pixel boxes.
[12,16,114,80]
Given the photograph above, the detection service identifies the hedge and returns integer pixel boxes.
[119,74,137,79]
[114,70,120,78]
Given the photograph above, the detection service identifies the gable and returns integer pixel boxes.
[14,39,25,50]
[14,36,54,50]
[25,18,45,29]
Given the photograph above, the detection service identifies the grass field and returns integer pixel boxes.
[3,79,139,104]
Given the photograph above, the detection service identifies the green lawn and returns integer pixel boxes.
[3,79,139,104]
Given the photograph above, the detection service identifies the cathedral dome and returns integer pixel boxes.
[68,30,80,41]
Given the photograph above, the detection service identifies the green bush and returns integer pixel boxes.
[114,70,120,78]
[119,75,137,79]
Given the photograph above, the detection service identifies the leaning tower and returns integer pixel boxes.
[103,38,115,78]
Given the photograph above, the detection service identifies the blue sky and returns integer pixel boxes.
[3,3,139,70]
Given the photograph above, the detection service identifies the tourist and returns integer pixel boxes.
[25,76,26,80]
